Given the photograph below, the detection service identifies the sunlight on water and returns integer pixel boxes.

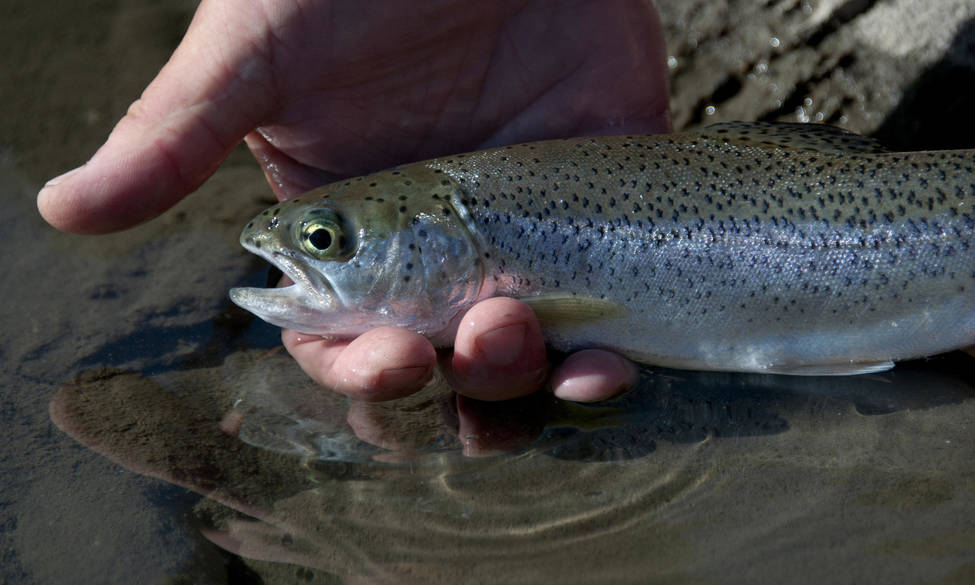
[42,342,975,584]
[7,0,975,581]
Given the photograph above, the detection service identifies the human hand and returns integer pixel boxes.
[284,296,640,402]
[37,0,669,402]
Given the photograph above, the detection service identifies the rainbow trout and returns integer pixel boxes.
[230,122,975,375]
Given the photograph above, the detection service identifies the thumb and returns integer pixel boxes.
[37,0,275,234]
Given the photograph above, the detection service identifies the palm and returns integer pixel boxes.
[38,0,666,403]
[246,0,669,188]
[38,0,667,231]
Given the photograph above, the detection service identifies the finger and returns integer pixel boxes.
[244,131,337,200]
[282,327,436,402]
[37,0,276,233]
[449,297,548,401]
[346,400,437,454]
[454,394,545,457]
[550,349,638,403]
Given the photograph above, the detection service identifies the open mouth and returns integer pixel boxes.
[266,265,284,288]
[229,242,338,333]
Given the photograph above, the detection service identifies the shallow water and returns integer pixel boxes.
[23,313,975,584]
[4,0,975,583]
[3,158,975,582]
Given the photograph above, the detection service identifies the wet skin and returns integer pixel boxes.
[36,0,667,402]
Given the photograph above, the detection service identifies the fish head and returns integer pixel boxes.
[230,166,485,339]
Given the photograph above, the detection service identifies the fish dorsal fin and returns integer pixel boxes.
[700,121,889,154]
[520,294,625,327]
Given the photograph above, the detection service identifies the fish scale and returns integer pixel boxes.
[231,122,975,375]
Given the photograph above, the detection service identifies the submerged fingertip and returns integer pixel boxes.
[552,350,637,402]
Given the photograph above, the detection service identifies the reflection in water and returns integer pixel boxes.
[49,351,975,584]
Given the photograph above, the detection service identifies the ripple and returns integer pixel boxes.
[51,349,975,583]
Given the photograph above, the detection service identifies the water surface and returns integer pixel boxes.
[4,0,975,582]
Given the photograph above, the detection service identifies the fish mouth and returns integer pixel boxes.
[229,241,339,333]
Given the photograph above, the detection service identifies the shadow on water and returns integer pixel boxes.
[45,340,975,583]
[872,16,975,150]
[12,11,975,585]
[71,268,283,376]
[544,353,975,462]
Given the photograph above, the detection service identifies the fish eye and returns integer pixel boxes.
[308,226,333,251]
[297,209,355,260]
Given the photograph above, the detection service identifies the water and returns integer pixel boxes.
[3,158,975,583]
[32,332,975,584]
[4,0,975,582]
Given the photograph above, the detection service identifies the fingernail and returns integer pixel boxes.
[474,323,526,366]
[42,165,85,189]
[378,365,432,389]
[552,352,637,402]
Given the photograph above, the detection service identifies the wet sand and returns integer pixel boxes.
[3,0,975,583]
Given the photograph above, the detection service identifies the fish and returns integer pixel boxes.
[230,122,975,375]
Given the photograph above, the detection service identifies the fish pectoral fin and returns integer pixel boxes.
[520,294,626,327]
[701,121,890,154]
[764,360,896,376]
